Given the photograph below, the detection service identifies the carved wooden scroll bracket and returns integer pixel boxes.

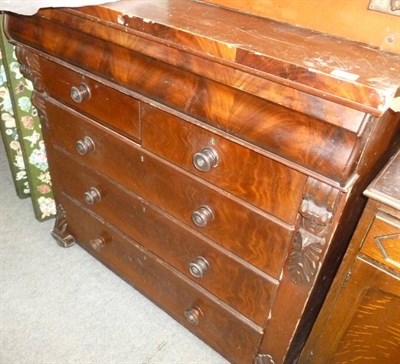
[51,204,76,248]
[15,46,43,91]
[289,177,340,285]
[32,91,49,129]
[14,47,50,128]
[253,353,275,364]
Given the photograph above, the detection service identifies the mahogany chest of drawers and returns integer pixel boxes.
[5,1,400,362]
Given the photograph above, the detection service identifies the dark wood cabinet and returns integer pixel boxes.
[300,150,400,363]
[5,1,400,362]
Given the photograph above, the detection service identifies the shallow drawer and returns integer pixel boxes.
[48,146,278,326]
[42,96,293,278]
[142,104,306,224]
[58,195,263,363]
[360,210,400,274]
[36,56,140,141]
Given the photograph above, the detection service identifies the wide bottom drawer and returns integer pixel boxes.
[57,195,263,363]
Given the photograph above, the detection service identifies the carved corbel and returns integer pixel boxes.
[31,91,49,130]
[253,353,275,364]
[288,177,340,285]
[15,48,51,130]
[15,46,43,91]
[51,204,76,248]
[289,229,325,285]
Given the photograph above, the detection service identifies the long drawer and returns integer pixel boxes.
[48,145,278,326]
[58,194,264,363]
[142,104,306,224]
[40,95,294,277]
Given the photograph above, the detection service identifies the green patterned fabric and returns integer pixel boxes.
[0,37,29,198]
[0,17,55,221]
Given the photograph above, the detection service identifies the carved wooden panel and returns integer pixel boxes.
[360,210,400,273]
[289,177,340,285]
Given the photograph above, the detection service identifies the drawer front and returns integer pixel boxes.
[142,104,306,224]
[48,146,278,326]
[42,97,293,277]
[37,56,140,141]
[360,210,400,274]
[58,195,263,363]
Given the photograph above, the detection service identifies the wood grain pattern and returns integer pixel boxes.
[300,152,400,363]
[23,8,368,133]
[332,282,400,363]
[58,195,263,364]
[302,256,400,363]
[37,56,141,141]
[200,0,400,54]
[360,211,400,274]
[7,4,400,363]
[2,13,385,184]
[40,95,293,278]
[71,1,400,114]
[48,145,278,326]
[141,103,306,223]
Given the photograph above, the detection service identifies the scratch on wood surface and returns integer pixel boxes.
[225,24,305,50]
[307,67,325,75]
[330,69,359,81]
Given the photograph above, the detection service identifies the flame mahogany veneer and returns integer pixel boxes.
[5,1,400,362]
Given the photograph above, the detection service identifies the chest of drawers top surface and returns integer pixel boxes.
[51,0,400,113]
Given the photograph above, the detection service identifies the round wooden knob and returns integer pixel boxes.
[76,136,95,155]
[192,206,214,228]
[184,306,203,325]
[89,237,106,251]
[84,187,102,205]
[193,147,219,172]
[70,83,91,103]
[189,257,210,278]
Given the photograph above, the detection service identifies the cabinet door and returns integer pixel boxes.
[306,257,400,363]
